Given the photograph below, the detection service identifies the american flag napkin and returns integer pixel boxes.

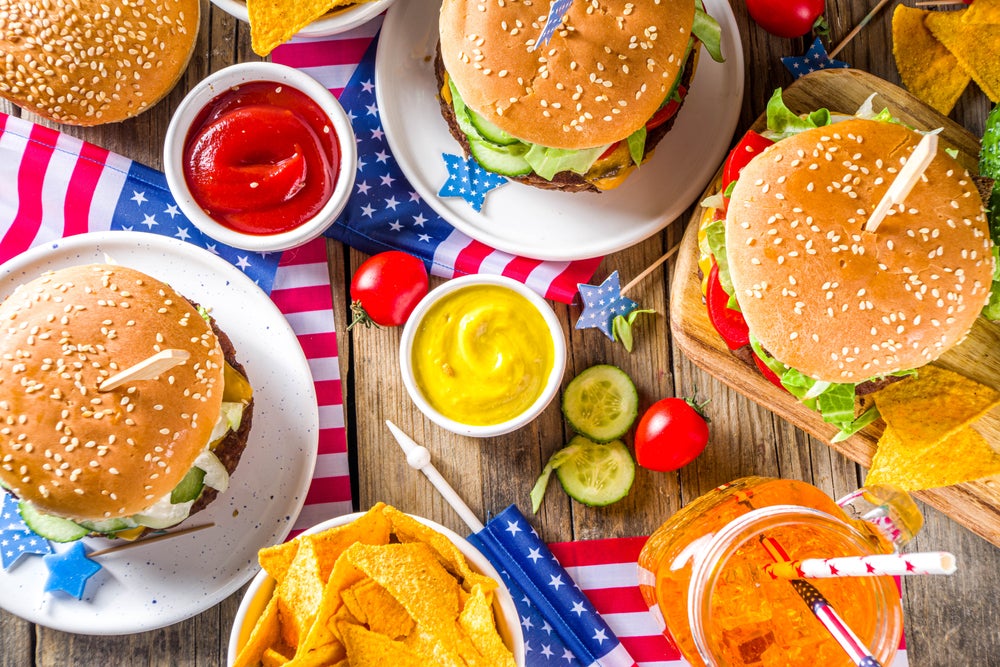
[0,112,352,533]
[272,19,602,304]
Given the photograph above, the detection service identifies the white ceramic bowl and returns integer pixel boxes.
[209,0,395,37]
[227,511,525,666]
[164,62,356,252]
[399,274,567,438]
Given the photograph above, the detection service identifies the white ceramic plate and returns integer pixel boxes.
[376,0,744,261]
[209,0,395,37]
[0,231,319,635]
[228,512,525,666]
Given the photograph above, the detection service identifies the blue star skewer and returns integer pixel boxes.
[1,491,52,569]
[781,37,849,80]
[575,271,638,340]
[533,0,575,50]
[438,153,508,212]
[43,542,102,599]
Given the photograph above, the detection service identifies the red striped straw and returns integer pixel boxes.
[759,536,884,667]
[765,551,957,580]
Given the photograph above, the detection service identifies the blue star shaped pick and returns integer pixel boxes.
[575,271,638,340]
[43,542,102,599]
[0,491,52,569]
[781,37,849,80]
[533,0,574,50]
[438,153,508,212]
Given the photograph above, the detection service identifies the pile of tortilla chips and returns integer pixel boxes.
[246,0,377,56]
[892,1,1000,114]
[865,366,1000,491]
[233,503,517,667]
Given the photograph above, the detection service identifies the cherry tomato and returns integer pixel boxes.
[706,262,750,350]
[745,0,825,39]
[348,251,429,329]
[634,398,710,472]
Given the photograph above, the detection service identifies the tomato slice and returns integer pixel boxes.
[721,130,775,195]
[706,261,749,350]
[752,352,786,390]
[646,85,687,131]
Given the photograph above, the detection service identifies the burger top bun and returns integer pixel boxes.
[439,0,694,150]
[0,0,200,126]
[726,118,994,384]
[0,264,225,521]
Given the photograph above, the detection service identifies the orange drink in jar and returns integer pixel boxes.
[637,477,905,666]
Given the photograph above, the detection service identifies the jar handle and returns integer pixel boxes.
[837,484,923,550]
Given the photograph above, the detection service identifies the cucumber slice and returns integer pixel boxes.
[469,140,532,177]
[18,501,89,542]
[530,436,635,512]
[78,517,133,534]
[556,437,635,507]
[468,108,520,146]
[562,365,639,442]
[170,467,206,504]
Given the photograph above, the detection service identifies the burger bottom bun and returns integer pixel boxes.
[434,45,698,193]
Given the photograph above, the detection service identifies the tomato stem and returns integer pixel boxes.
[347,300,381,332]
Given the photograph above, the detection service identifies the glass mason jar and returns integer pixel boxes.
[637,477,910,667]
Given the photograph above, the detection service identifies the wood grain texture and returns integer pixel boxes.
[3,1,1000,666]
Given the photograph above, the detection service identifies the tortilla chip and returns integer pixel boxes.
[261,647,291,667]
[383,507,497,595]
[276,540,328,648]
[964,0,1000,24]
[866,423,1000,490]
[872,366,1000,449]
[293,549,366,660]
[247,0,371,56]
[339,622,428,666]
[233,595,282,667]
[926,8,1000,102]
[459,585,517,667]
[308,504,392,580]
[282,642,348,667]
[892,5,971,114]
[344,578,416,639]
[258,540,300,585]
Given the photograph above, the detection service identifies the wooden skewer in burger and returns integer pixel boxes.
[698,92,995,440]
[0,264,254,542]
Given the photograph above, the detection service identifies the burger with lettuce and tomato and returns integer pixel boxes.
[435,0,724,192]
[698,90,996,440]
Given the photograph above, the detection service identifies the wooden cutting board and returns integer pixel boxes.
[670,69,1000,547]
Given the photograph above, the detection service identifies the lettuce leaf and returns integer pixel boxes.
[703,219,739,310]
[764,89,832,140]
[523,144,606,179]
[693,0,724,63]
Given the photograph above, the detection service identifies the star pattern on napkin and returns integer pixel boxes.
[43,542,102,600]
[575,271,638,339]
[781,37,849,80]
[0,491,52,570]
[438,153,508,212]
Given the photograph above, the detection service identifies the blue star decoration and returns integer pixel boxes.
[438,153,508,212]
[575,271,637,340]
[781,37,849,80]
[0,491,52,570]
[43,542,102,600]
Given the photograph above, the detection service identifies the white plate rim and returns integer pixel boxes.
[375,0,745,261]
[0,231,319,635]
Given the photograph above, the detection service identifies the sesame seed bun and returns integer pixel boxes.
[726,119,994,384]
[0,264,230,522]
[0,0,200,126]
[438,0,695,150]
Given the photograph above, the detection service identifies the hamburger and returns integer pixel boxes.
[0,0,200,126]
[0,264,254,541]
[435,0,724,192]
[698,91,996,440]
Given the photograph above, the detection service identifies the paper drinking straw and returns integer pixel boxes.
[765,551,957,580]
[760,536,884,667]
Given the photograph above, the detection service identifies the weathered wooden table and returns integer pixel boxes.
[2,1,998,665]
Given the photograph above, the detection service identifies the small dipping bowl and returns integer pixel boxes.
[209,0,395,38]
[400,274,567,438]
[164,62,356,252]
[228,511,525,666]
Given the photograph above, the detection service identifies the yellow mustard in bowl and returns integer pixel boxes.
[411,284,555,426]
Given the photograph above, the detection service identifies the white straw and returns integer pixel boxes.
[765,551,957,579]
[385,420,484,533]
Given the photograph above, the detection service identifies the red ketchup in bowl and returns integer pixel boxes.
[183,81,339,235]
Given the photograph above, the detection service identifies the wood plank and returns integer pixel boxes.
[670,68,1000,548]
